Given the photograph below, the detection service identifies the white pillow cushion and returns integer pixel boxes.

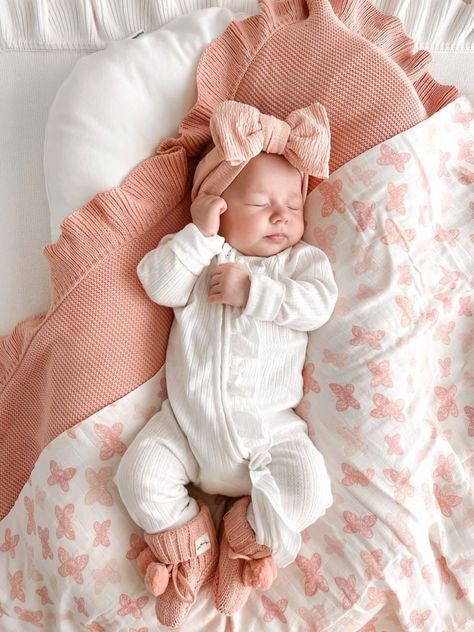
[44,7,251,242]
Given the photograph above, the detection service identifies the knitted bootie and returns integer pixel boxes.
[213,496,278,615]
[142,500,219,628]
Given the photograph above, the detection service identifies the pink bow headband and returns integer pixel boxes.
[191,100,331,202]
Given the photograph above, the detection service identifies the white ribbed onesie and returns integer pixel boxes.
[115,222,338,567]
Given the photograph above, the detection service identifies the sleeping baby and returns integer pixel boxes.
[114,100,338,628]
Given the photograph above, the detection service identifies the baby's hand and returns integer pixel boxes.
[191,194,227,237]
[208,263,250,308]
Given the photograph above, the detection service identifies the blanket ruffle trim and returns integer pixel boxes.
[0,148,188,388]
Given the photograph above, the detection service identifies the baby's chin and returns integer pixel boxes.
[236,237,294,257]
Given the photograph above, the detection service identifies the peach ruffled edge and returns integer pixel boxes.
[328,0,458,115]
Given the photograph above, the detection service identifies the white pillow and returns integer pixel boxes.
[44,8,251,242]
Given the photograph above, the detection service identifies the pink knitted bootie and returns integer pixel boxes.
[213,496,278,615]
[142,500,218,628]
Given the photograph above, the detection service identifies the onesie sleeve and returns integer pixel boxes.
[137,222,224,307]
[243,242,338,331]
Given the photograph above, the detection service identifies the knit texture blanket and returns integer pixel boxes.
[0,0,457,519]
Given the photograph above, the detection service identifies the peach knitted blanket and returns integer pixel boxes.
[0,0,457,519]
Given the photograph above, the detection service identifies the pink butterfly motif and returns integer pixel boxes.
[395,296,416,327]
[36,585,53,606]
[439,267,460,290]
[313,225,337,263]
[55,504,75,540]
[434,385,458,421]
[410,609,431,628]
[93,423,127,461]
[435,224,459,245]
[433,454,455,483]
[364,586,394,609]
[371,394,405,422]
[85,466,114,506]
[334,574,359,609]
[93,520,111,547]
[459,296,473,316]
[159,375,168,400]
[350,325,385,350]
[38,526,53,560]
[464,371,474,387]
[261,595,288,623]
[385,511,415,548]
[13,607,43,628]
[126,533,148,561]
[318,179,345,217]
[433,321,455,345]
[380,219,416,251]
[438,357,451,378]
[298,604,326,632]
[295,400,315,437]
[74,596,88,616]
[397,264,412,286]
[377,143,411,173]
[386,182,408,214]
[452,556,474,573]
[437,152,450,178]
[360,549,384,580]
[434,293,452,312]
[368,360,393,388]
[57,547,89,584]
[92,560,121,594]
[343,511,377,538]
[35,486,46,510]
[458,166,474,185]
[351,164,376,185]
[383,468,414,504]
[322,348,347,368]
[458,138,474,163]
[459,328,474,353]
[302,363,320,395]
[329,383,360,411]
[324,533,345,557]
[341,463,374,486]
[47,460,76,492]
[421,565,433,583]
[465,405,474,437]
[352,244,378,275]
[9,569,25,602]
[384,434,404,456]
[0,528,20,559]
[352,201,376,232]
[433,484,462,517]
[24,496,36,535]
[399,557,414,578]
[117,593,149,619]
[336,425,368,457]
[452,102,474,129]
[295,553,329,596]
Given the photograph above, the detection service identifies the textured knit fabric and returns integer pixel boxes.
[191,99,331,201]
[0,0,458,519]
[115,222,336,566]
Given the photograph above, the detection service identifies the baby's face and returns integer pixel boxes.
[219,153,304,256]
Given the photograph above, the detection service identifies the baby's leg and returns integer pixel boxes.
[247,419,332,567]
[114,399,200,533]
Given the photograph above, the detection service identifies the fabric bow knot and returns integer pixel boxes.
[210,100,331,178]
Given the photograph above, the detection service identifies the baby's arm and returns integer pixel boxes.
[137,223,224,307]
[243,243,338,331]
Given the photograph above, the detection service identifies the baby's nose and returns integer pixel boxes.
[270,206,290,223]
